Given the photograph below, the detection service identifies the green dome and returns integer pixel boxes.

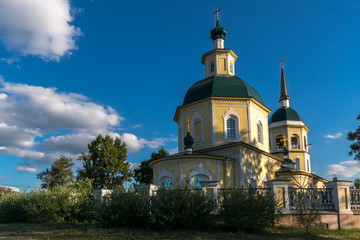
[210,20,227,40]
[269,107,303,123]
[183,75,265,105]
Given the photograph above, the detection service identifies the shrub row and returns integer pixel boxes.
[0,186,280,231]
[0,181,93,223]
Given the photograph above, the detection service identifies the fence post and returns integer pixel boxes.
[135,184,159,196]
[93,188,113,204]
[324,177,352,214]
[266,179,292,214]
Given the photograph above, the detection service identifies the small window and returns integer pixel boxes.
[307,159,311,172]
[210,61,215,72]
[291,134,300,149]
[295,158,300,170]
[227,118,236,139]
[304,136,307,151]
[223,58,226,71]
[230,61,233,73]
[257,121,264,144]
[275,135,286,151]
[194,120,202,143]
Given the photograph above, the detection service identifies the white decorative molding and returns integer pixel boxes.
[158,167,174,185]
[190,112,205,147]
[269,120,305,128]
[211,103,216,147]
[189,163,212,185]
[223,107,241,142]
[248,103,252,145]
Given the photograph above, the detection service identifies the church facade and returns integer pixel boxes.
[149,18,328,190]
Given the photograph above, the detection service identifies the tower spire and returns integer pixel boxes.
[278,59,290,107]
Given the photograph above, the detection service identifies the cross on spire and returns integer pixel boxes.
[279,58,285,66]
[214,7,221,21]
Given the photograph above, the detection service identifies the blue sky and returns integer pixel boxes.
[0,0,359,190]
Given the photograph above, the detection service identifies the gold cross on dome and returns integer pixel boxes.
[214,7,222,21]
[280,136,288,147]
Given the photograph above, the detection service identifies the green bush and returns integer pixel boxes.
[150,186,215,229]
[0,181,93,223]
[0,193,27,223]
[219,188,279,231]
[97,190,150,227]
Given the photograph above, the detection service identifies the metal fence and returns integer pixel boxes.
[288,188,334,211]
[350,189,360,211]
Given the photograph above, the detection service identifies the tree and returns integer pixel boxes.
[36,156,74,189]
[134,147,169,184]
[77,135,132,189]
[353,178,360,189]
[347,115,360,161]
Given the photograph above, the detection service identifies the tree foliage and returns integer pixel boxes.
[36,156,74,189]
[353,178,360,189]
[134,147,169,184]
[77,135,132,189]
[347,115,360,161]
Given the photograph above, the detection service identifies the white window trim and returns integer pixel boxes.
[223,107,241,142]
[158,167,174,185]
[256,115,264,147]
[189,163,212,186]
[190,112,205,147]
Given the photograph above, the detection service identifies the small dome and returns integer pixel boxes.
[183,75,264,105]
[269,106,303,123]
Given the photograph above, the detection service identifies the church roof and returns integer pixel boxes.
[269,106,302,123]
[183,75,264,105]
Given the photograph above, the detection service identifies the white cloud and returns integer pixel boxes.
[16,164,37,173]
[130,162,140,169]
[168,148,178,155]
[327,160,360,178]
[132,124,143,129]
[0,79,176,171]
[119,133,177,153]
[0,0,81,61]
[324,132,343,139]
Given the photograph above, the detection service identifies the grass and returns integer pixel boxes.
[0,224,360,240]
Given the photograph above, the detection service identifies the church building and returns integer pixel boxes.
[149,14,328,190]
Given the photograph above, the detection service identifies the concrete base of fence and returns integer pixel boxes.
[278,212,360,229]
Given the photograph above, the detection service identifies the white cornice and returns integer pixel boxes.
[269,120,305,128]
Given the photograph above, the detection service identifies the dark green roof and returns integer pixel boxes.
[269,107,303,124]
[183,75,264,105]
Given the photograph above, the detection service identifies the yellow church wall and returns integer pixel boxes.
[212,100,249,145]
[179,100,212,151]
[204,145,281,187]
[248,102,270,153]
[152,157,237,188]
[153,159,180,185]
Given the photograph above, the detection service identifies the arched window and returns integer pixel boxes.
[223,108,240,142]
[192,174,210,188]
[230,61,233,74]
[257,121,264,144]
[227,118,236,139]
[275,135,286,151]
[304,136,307,151]
[159,176,173,189]
[190,113,204,146]
[295,158,300,170]
[291,134,300,149]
